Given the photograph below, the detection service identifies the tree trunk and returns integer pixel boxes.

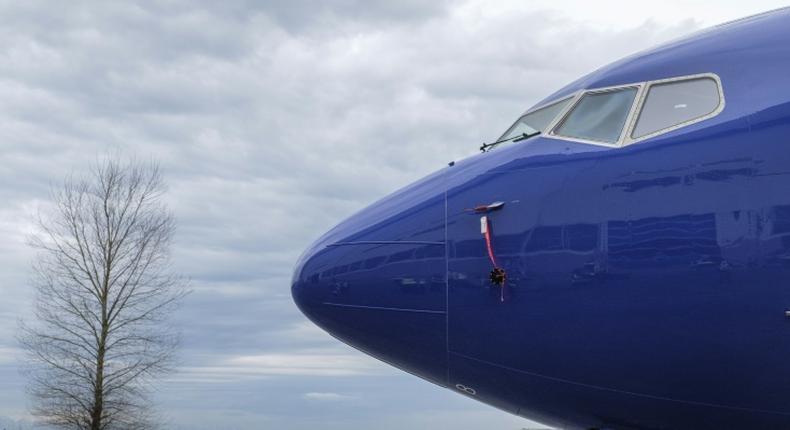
[92,299,108,430]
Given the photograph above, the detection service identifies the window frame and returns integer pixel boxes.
[624,73,725,145]
[543,73,725,148]
[548,84,645,146]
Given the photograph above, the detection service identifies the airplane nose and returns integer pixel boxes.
[291,238,447,385]
[292,243,342,323]
[290,172,449,386]
[291,242,336,322]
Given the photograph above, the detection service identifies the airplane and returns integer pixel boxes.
[292,8,790,430]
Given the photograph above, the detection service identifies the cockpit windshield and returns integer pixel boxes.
[498,98,572,142]
[554,87,638,143]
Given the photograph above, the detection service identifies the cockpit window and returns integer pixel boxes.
[631,78,721,139]
[554,87,638,143]
[498,98,572,141]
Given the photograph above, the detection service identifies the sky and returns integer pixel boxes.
[0,1,788,429]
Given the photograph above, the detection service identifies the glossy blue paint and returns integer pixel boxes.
[292,8,790,429]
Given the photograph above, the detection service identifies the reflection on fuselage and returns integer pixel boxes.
[319,243,445,306]
[450,207,790,289]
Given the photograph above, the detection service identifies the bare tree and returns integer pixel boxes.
[19,158,187,430]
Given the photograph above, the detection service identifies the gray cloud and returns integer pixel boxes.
[303,392,357,401]
[0,0,716,428]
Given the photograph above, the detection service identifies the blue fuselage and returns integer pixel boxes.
[292,9,790,430]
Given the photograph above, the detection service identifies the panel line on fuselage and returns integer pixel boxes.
[451,351,790,417]
[326,240,445,247]
[322,302,447,314]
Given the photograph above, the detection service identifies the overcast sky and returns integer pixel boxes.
[1,1,788,429]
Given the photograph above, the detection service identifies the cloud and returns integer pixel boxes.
[0,416,36,430]
[172,349,387,383]
[303,392,357,402]
[0,347,22,365]
[247,0,454,33]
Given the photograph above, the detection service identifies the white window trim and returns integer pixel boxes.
[540,73,725,148]
[518,94,578,118]
[499,94,578,141]
[535,93,581,137]
[546,84,645,147]
[623,73,725,145]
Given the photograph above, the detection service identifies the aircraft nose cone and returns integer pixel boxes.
[291,242,334,323]
[291,237,448,386]
[291,166,449,385]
